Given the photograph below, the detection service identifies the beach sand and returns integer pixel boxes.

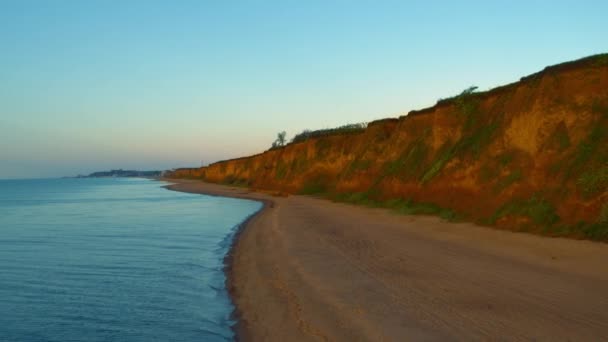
[165,179,608,341]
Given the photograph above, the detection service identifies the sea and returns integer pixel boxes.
[0,177,262,342]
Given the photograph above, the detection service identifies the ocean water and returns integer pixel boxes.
[0,178,262,342]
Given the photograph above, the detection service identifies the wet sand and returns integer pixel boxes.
[164,179,608,341]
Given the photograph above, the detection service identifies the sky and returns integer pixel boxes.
[1,1,606,179]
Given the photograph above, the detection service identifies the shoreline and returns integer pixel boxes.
[161,179,274,341]
[224,204,266,342]
[162,178,608,341]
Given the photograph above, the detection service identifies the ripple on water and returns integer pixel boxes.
[0,178,262,342]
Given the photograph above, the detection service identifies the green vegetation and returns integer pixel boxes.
[386,198,458,221]
[567,100,608,195]
[479,152,515,183]
[383,135,430,179]
[328,190,607,241]
[421,87,500,183]
[568,206,608,239]
[557,104,608,191]
[571,125,604,171]
[463,122,499,157]
[300,174,332,195]
[269,131,287,150]
[555,129,571,151]
[290,155,310,173]
[291,123,367,144]
[420,123,499,183]
[436,85,478,105]
[591,53,608,67]
[275,160,288,180]
[494,169,523,193]
[332,191,378,206]
[344,159,372,177]
[581,221,608,240]
[331,192,458,222]
[421,142,455,183]
[222,175,249,187]
[577,166,608,197]
[599,202,608,223]
[456,86,480,118]
[488,195,559,227]
[299,181,327,195]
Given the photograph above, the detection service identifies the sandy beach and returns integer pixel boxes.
[164,179,608,341]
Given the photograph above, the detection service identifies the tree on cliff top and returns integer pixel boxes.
[271,131,287,149]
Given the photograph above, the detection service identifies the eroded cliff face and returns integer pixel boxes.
[168,54,608,239]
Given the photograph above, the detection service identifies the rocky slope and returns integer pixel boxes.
[168,54,608,240]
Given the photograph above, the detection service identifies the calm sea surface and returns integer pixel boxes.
[0,178,262,341]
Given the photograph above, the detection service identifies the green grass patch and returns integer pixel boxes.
[462,123,499,158]
[480,152,515,183]
[300,180,328,195]
[421,144,455,183]
[275,161,288,180]
[382,132,430,179]
[332,194,458,222]
[291,123,367,144]
[421,86,501,184]
[549,220,608,241]
[494,169,523,193]
[420,120,499,184]
[562,121,606,182]
[591,54,608,67]
[222,175,249,187]
[332,191,380,207]
[572,125,605,169]
[290,156,310,173]
[402,140,430,175]
[300,183,326,195]
[555,129,571,151]
[583,221,608,240]
[599,202,608,224]
[388,199,458,221]
[345,159,372,177]
[488,196,560,227]
[577,166,608,197]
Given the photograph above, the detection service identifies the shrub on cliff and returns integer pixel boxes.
[269,131,287,150]
[291,123,367,144]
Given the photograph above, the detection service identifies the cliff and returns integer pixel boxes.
[167,54,608,240]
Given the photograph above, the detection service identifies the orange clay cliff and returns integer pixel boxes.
[167,54,608,240]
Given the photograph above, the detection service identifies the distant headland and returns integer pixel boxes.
[73,169,163,178]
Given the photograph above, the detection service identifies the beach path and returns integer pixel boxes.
[166,180,608,341]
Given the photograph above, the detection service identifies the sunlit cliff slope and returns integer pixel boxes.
[168,54,608,240]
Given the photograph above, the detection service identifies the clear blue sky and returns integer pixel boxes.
[1,0,606,178]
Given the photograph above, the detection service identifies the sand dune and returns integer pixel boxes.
[165,180,608,341]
